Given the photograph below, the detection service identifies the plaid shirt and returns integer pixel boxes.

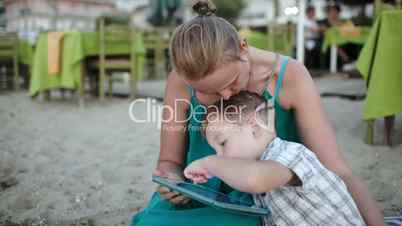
[253,138,365,226]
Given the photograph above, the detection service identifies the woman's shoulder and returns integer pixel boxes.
[275,56,310,82]
[166,71,190,94]
[280,57,316,107]
[282,57,311,80]
[164,71,192,107]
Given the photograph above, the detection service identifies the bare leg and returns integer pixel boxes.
[44,90,51,101]
[79,63,85,108]
[384,115,395,147]
[60,88,65,100]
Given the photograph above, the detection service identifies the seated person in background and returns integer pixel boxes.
[184,91,366,226]
[318,1,362,71]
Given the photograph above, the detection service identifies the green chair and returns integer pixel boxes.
[142,27,172,79]
[267,23,295,57]
[0,32,19,90]
[94,15,138,100]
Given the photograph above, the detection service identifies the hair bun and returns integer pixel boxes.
[192,0,216,16]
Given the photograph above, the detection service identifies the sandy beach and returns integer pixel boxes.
[0,77,401,225]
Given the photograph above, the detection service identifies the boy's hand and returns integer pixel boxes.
[184,158,212,184]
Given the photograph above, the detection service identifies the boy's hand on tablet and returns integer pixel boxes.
[184,158,212,184]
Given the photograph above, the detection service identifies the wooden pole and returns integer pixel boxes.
[374,0,382,18]
[296,0,306,63]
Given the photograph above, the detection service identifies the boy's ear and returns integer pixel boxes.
[248,103,276,136]
[248,116,264,138]
[253,102,276,134]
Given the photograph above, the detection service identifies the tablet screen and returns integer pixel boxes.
[176,181,254,207]
[153,176,268,216]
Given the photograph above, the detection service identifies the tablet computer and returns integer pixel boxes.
[152,176,269,216]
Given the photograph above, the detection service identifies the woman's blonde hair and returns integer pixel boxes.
[170,0,242,81]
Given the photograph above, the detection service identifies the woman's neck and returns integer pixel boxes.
[246,48,279,95]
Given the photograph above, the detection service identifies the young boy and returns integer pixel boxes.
[184,91,365,226]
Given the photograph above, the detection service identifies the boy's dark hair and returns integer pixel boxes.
[202,91,269,136]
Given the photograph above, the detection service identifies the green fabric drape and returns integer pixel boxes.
[18,40,34,66]
[29,31,145,96]
[356,10,402,120]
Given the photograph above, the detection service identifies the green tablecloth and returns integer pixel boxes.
[322,26,371,52]
[18,40,34,66]
[29,31,145,96]
[356,11,402,120]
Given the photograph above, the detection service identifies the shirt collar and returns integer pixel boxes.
[260,137,282,160]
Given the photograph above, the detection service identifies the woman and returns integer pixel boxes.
[132,1,385,225]
[318,1,362,70]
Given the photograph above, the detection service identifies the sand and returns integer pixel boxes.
[0,77,401,225]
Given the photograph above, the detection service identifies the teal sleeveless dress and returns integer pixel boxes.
[132,56,299,226]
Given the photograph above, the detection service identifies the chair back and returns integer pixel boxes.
[142,27,172,50]
[95,15,138,100]
[267,23,295,56]
[0,32,19,90]
[142,27,172,79]
[0,32,18,62]
[96,15,134,58]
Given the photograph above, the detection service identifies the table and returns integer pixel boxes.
[322,26,371,73]
[29,31,145,97]
[356,10,402,145]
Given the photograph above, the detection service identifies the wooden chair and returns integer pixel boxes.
[142,27,172,79]
[267,23,295,57]
[94,15,137,100]
[0,32,19,90]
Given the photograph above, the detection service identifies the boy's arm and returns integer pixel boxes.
[184,155,297,194]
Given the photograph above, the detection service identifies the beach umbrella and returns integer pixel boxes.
[296,0,306,63]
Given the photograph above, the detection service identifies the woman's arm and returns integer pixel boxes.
[282,60,385,226]
[184,156,295,194]
[155,70,191,204]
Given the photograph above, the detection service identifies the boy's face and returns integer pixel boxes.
[205,117,265,160]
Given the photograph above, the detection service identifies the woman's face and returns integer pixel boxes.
[184,58,251,100]
[328,7,340,22]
